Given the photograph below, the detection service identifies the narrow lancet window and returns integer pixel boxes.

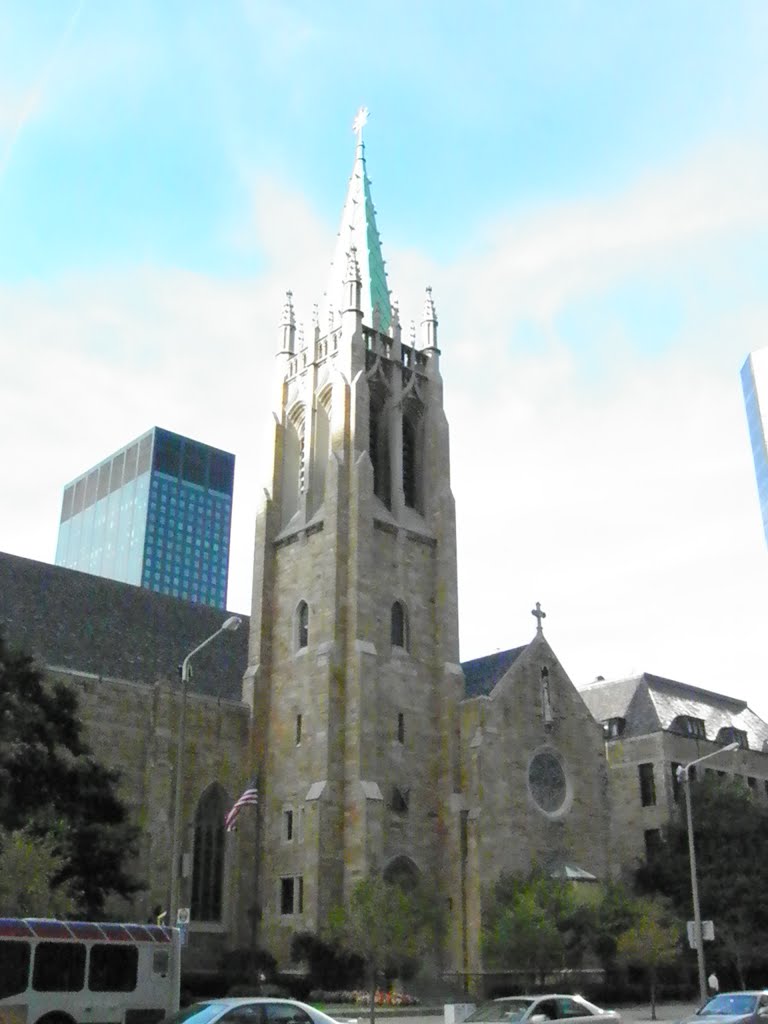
[391,601,408,649]
[298,420,306,495]
[369,385,391,508]
[402,417,417,509]
[297,601,309,650]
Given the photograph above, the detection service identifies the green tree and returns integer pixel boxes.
[636,775,768,988]
[484,871,599,984]
[484,884,565,984]
[0,827,76,917]
[0,633,142,917]
[617,898,681,1020]
[329,875,431,1024]
[582,881,640,974]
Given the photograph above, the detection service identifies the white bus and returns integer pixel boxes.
[0,918,181,1024]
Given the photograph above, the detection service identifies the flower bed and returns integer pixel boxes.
[310,990,421,1006]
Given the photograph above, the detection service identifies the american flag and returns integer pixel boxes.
[225,780,258,832]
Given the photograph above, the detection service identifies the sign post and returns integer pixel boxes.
[177,907,190,947]
[687,920,715,949]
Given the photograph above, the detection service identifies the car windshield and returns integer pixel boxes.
[466,1000,535,1023]
[699,996,758,1017]
[163,1004,228,1024]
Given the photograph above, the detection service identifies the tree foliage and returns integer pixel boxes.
[329,875,432,1024]
[636,775,768,988]
[483,872,641,984]
[616,897,681,1020]
[483,873,573,983]
[0,633,142,917]
[0,827,77,917]
[290,931,364,990]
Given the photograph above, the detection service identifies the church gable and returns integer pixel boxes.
[459,626,611,891]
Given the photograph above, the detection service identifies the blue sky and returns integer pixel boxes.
[2,2,768,713]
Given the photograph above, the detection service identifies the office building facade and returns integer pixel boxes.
[741,348,768,547]
[55,427,234,608]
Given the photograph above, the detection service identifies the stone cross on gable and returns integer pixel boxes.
[531,601,546,634]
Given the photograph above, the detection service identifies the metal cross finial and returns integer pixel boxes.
[531,601,546,633]
[352,106,369,142]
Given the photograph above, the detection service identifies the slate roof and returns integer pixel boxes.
[461,646,527,699]
[580,672,768,752]
[0,552,249,700]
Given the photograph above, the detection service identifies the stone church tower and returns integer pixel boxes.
[243,112,464,961]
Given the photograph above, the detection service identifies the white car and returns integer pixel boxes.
[164,998,346,1024]
[464,995,622,1024]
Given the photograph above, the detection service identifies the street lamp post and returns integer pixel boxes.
[677,741,739,1005]
[168,615,242,925]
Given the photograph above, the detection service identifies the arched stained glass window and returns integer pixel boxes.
[191,784,227,922]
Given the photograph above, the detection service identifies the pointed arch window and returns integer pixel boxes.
[282,404,306,526]
[191,784,227,922]
[391,601,409,650]
[298,418,306,495]
[297,601,309,650]
[369,383,390,508]
[402,416,417,509]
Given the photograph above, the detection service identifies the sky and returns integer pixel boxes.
[2,1,768,716]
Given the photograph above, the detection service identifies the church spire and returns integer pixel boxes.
[321,107,392,333]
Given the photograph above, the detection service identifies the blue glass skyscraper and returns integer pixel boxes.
[55,427,235,608]
[741,349,768,549]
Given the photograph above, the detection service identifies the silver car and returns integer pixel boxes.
[464,995,621,1024]
[675,993,768,1024]
[163,998,345,1024]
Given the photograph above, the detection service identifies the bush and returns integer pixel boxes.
[219,947,278,991]
[275,975,313,1001]
[290,931,364,991]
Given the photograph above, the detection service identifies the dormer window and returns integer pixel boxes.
[671,716,707,739]
[602,717,626,740]
[717,726,749,749]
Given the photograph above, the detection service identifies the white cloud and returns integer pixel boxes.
[2,140,768,723]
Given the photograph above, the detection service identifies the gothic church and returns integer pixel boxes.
[0,115,616,983]
[241,113,611,973]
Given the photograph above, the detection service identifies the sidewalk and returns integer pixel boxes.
[617,1004,699,1023]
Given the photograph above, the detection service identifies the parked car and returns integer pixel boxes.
[163,998,345,1024]
[464,995,621,1024]
[675,993,768,1024]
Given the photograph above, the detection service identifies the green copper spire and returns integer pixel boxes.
[322,108,392,333]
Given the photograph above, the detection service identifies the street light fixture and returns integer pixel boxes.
[168,615,242,925]
[676,741,739,1004]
